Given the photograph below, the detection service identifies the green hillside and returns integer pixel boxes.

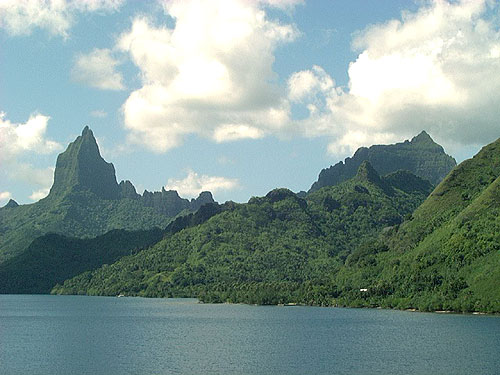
[0,228,163,294]
[52,163,431,303]
[333,138,500,312]
[0,202,224,294]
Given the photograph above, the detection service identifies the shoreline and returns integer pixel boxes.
[13,293,500,316]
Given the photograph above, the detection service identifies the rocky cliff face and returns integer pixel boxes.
[141,188,214,217]
[48,126,120,200]
[309,131,456,192]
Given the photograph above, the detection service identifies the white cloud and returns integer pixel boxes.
[0,112,61,159]
[9,165,55,188]
[259,0,304,10]
[72,48,125,90]
[292,0,500,155]
[90,109,108,118]
[0,0,124,37]
[118,0,298,152]
[29,188,50,201]
[165,170,239,198]
[213,124,264,143]
[0,112,60,194]
[0,191,12,203]
[288,65,335,104]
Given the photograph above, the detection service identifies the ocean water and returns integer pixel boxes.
[0,295,498,375]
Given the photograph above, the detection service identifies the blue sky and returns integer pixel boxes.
[1,0,499,205]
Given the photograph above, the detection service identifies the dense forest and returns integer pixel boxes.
[52,162,432,303]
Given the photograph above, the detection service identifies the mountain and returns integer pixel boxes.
[333,137,500,312]
[0,202,224,294]
[0,127,214,262]
[309,131,456,192]
[52,163,432,303]
[48,126,120,200]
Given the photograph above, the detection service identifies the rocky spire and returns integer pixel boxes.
[48,126,120,200]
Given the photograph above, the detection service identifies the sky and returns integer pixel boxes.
[1,0,499,205]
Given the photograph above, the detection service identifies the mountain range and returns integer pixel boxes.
[334,137,500,312]
[2,127,498,313]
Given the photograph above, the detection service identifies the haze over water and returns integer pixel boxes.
[1,295,498,375]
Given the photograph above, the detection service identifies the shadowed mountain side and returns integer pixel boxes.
[0,228,163,294]
[309,131,456,192]
[0,201,225,294]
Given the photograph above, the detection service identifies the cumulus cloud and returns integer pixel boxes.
[72,48,125,90]
[292,0,500,155]
[8,164,55,188]
[0,112,61,159]
[164,170,239,198]
[259,0,304,10]
[0,0,124,37]
[118,0,298,152]
[0,112,60,195]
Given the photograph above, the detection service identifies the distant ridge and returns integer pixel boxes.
[309,131,456,192]
[51,162,432,300]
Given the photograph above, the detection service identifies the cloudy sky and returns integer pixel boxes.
[1,0,499,205]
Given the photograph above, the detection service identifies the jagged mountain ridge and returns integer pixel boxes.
[309,131,456,192]
[0,127,214,262]
[46,126,213,213]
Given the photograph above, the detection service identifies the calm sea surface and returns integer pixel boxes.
[0,295,498,375]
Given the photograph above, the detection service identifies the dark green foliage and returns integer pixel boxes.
[52,164,428,303]
[0,199,222,294]
[309,131,456,192]
[0,228,163,294]
[52,138,500,313]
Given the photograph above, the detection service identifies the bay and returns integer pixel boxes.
[0,295,498,375]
